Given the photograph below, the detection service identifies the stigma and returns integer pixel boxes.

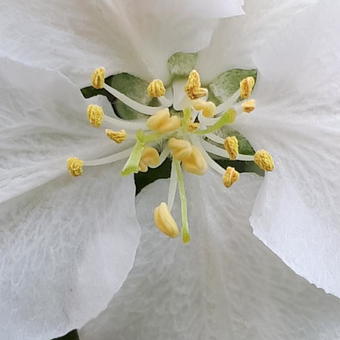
[67,67,274,243]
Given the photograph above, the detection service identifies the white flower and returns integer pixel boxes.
[0,0,245,86]
[0,58,142,340]
[2,0,340,339]
[0,2,245,339]
[76,0,340,339]
[81,173,340,340]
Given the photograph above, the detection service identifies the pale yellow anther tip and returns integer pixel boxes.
[105,129,127,143]
[154,202,179,238]
[223,167,239,188]
[254,150,274,171]
[147,79,166,97]
[139,146,160,172]
[67,157,84,177]
[193,100,216,118]
[187,121,200,132]
[224,136,239,160]
[185,70,208,100]
[168,138,193,161]
[242,99,256,113]
[91,67,105,89]
[181,146,207,175]
[146,108,181,133]
[87,104,104,127]
[240,77,255,99]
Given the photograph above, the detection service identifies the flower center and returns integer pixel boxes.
[67,62,274,243]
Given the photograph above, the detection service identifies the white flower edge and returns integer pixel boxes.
[0,58,141,340]
[0,0,244,86]
[81,172,340,340]
[228,1,340,296]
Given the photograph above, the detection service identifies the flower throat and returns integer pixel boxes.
[67,53,274,243]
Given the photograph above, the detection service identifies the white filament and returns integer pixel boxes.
[215,89,240,114]
[201,140,254,161]
[104,84,169,115]
[85,148,132,166]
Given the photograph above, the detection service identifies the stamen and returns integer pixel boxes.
[195,109,236,135]
[254,150,274,171]
[146,108,180,133]
[154,202,179,238]
[103,84,168,116]
[187,121,200,132]
[181,146,207,175]
[103,115,147,130]
[91,67,105,89]
[242,99,256,113]
[149,147,170,169]
[105,129,127,143]
[84,148,132,166]
[168,138,193,161]
[193,100,216,118]
[240,77,255,99]
[206,133,224,144]
[224,136,239,160]
[215,90,240,115]
[147,79,166,97]
[138,146,160,172]
[87,104,104,127]
[192,138,226,175]
[185,70,208,100]
[174,160,190,243]
[223,167,240,188]
[200,140,253,161]
[67,157,84,176]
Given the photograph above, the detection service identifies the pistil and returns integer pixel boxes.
[174,160,190,243]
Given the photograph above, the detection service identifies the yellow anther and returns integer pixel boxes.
[87,104,104,127]
[91,67,105,89]
[191,87,208,99]
[185,70,208,100]
[66,157,84,177]
[105,129,127,143]
[154,202,179,238]
[193,100,216,118]
[192,100,205,111]
[242,99,256,113]
[187,121,200,132]
[168,138,193,161]
[223,167,240,188]
[147,79,166,97]
[181,146,207,175]
[138,146,160,172]
[254,150,274,171]
[240,77,255,99]
[224,136,239,160]
[146,108,181,133]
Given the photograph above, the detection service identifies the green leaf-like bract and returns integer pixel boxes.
[208,68,257,104]
[167,52,198,79]
[81,73,158,120]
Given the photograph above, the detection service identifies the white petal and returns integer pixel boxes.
[234,0,340,297]
[197,0,317,82]
[81,171,340,340]
[0,58,122,202]
[1,0,244,85]
[0,162,140,340]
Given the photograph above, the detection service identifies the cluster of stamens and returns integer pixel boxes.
[67,67,274,243]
